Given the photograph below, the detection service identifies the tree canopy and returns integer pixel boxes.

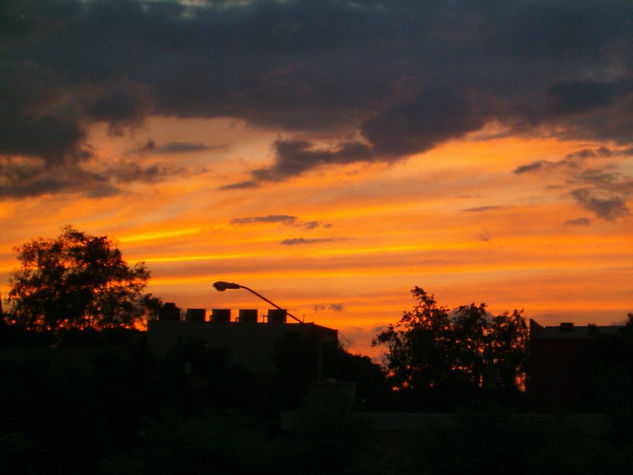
[373,287,528,397]
[7,226,150,330]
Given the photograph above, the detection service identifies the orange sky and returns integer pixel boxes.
[1,117,632,359]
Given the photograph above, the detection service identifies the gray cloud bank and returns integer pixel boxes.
[3,0,633,196]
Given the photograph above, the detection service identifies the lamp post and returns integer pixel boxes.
[212,281,303,324]
[212,280,335,382]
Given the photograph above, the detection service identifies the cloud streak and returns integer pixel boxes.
[280,238,337,246]
[231,215,330,229]
[129,139,216,155]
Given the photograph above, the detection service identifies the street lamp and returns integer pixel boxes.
[212,281,303,324]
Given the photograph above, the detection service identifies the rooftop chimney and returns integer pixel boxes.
[560,322,575,332]
[238,309,258,323]
[211,308,231,323]
[267,308,287,323]
[159,302,181,321]
[185,308,206,322]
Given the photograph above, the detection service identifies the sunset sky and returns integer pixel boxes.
[2,0,632,357]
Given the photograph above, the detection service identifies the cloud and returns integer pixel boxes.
[280,238,336,246]
[231,215,297,225]
[4,0,633,187]
[547,80,619,117]
[512,146,625,175]
[313,303,345,312]
[566,147,614,160]
[230,215,330,228]
[0,159,105,198]
[477,229,492,242]
[0,154,185,199]
[513,157,580,175]
[251,139,374,182]
[564,217,591,226]
[513,161,547,174]
[217,180,259,190]
[571,188,629,221]
[462,206,503,213]
[512,143,633,221]
[129,139,215,155]
[103,162,188,184]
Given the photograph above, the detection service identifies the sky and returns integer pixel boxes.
[1,0,633,358]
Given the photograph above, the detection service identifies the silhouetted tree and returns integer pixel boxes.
[373,287,527,401]
[7,226,150,331]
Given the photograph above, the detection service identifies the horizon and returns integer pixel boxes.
[1,0,632,359]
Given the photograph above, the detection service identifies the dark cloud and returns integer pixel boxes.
[217,180,259,191]
[462,206,503,213]
[251,140,374,182]
[512,146,625,175]
[477,229,492,242]
[361,85,488,157]
[564,217,591,226]
[513,146,633,221]
[547,80,620,117]
[104,162,188,185]
[4,0,633,188]
[566,147,614,160]
[577,168,621,187]
[571,188,629,221]
[230,214,330,228]
[158,142,215,154]
[513,157,581,175]
[570,169,633,221]
[231,215,298,225]
[280,238,336,246]
[129,139,215,155]
[86,80,151,135]
[513,161,546,174]
[0,155,184,198]
[0,159,106,198]
[313,303,345,312]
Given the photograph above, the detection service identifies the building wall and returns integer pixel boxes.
[528,337,592,411]
[527,321,625,411]
[147,320,337,374]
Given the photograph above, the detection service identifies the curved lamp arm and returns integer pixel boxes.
[213,281,303,324]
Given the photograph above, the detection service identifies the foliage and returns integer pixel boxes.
[272,331,388,409]
[408,407,631,475]
[7,226,150,331]
[373,287,528,399]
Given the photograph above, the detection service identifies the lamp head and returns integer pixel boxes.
[213,281,241,291]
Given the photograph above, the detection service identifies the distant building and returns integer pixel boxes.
[147,306,338,374]
[528,319,625,411]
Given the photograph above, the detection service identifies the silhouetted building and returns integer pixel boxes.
[158,302,181,321]
[185,308,205,322]
[148,307,338,374]
[528,319,624,411]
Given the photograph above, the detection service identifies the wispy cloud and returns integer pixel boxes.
[218,180,259,190]
[462,206,504,213]
[512,144,633,221]
[571,189,629,221]
[128,139,216,155]
[231,215,330,229]
[280,238,336,246]
[564,217,591,226]
[313,303,345,312]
